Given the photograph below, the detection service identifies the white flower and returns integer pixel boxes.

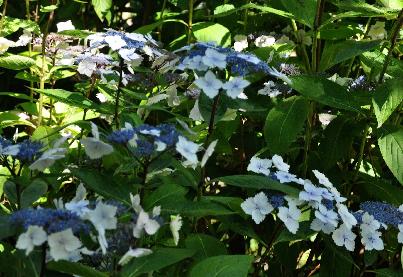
[275,171,298,184]
[119,48,144,67]
[241,192,273,224]
[201,140,218,167]
[310,218,336,234]
[398,224,403,244]
[56,20,75,32]
[314,205,339,227]
[312,170,333,188]
[202,48,227,69]
[272,155,290,172]
[175,136,200,165]
[80,123,114,159]
[361,229,384,251]
[0,37,15,54]
[48,228,82,261]
[257,81,281,98]
[329,187,347,203]
[189,99,204,121]
[368,21,387,40]
[247,156,272,176]
[119,248,153,265]
[15,30,32,47]
[132,210,160,238]
[278,204,301,234]
[85,202,118,231]
[222,77,250,99]
[130,193,142,213]
[268,66,292,85]
[254,35,276,47]
[0,144,20,156]
[104,35,127,51]
[16,225,47,255]
[332,224,356,251]
[170,215,183,246]
[318,113,337,127]
[187,56,209,71]
[237,53,260,65]
[360,212,381,233]
[337,204,357,229]
[194,71,223,98]
[139,128,160,137]
[77,59,97,77]
[29,148,66,171]
[233,35,248,52]
[299,182,324,203]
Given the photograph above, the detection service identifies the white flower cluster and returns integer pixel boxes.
[241,155,398,252]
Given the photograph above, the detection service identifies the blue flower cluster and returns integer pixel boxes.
[179,42,271,76]
[0,136,12,148]
[108,123,179,157]
[10,208,90,234]
[15,140,43,161]
[268,194,285,209]
[359,201,403,227]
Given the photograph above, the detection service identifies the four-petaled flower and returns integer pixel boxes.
[222,77,250,99]
[16,225,47,255]
[241,192,274,224]
[194,71,223,98]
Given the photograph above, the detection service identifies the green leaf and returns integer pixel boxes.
[185,234,228,261]
[40,4,58,13]
[290,75,367,113]
[372,78,403,128]
[91,0,112,22]
[34,89,111,113]
[378,125,403,185]
[208,3,293,20]
[355,173,403,206]
[47,260,108,277]
[319,40,381,71]
[58,29,94,38]
[20,179,48,208]
[320,239,355,276]
[0,92,33,101]
[280,0,317,28]
[378,0,403,9]
[0,16,40,36]
[318,116,360,170]
[4,181,17,204]
[189,255,253,277]
[135,19,188,34]
[372,269,403,277]
[0,54,35,70]
[215,175,300,197]
[121,248,195,277]
[71,168,132,205]
[264,96,309,154]
[360,50,403,80]
[143,183,188,212]
[214,4,235,15]
[0,214,14,240]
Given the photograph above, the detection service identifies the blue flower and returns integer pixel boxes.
[108,129,135,144]
[360,201,403,227]
[10,208,90,234]
[16,140,43,161]
[0,136,12,148]
[269,194,285,209]
[135,140,155,157]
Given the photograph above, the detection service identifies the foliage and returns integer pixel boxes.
[0,0,402,276]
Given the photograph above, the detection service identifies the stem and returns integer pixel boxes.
[291,19,311,73]
[243,1,251,33]
[206,94,220,142]
[0,0,8,35]
[157,0,167,41]
[312,0,325,72]
[303,102,315,178]
[38,4,55,126]
[379,9,403,84]
[352,123,370,181]
[39,244,47,277]
[187,0,194,44]
[114,58,125,129]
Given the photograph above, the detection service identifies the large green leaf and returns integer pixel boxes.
[378,0,403,9]
[20,179,48,208]
[189,255,253,277]
[47,260,108,277]
[320,239,355,277]
[208,3,293,20]
[264,96,309,154]
[91,0,112,22]
[34,89,111,113]
[143,183,188,212]
[360,51,403,79]
[0,16,40,36]
[0,214,14,240]
[71,168,132,205]
[280,0,317,28]
[355,173,403,206]
[378,125,403,185]
[372,78,403,128]
[215,175,300,197]
[318,116,361,170]
[290,76,367,113]
[0,54,35,70]
[185,234,228,261]
[121,248,195,277]
[319,40,381,71]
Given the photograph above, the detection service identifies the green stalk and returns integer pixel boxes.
[312,0,325,72]
[379,9,403,84]
[302,102,315,178]
[157,0,167,41]
[291,19,311,73]
[0,0,8,36]
[187,0,194,44]
[114,58,125,129]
